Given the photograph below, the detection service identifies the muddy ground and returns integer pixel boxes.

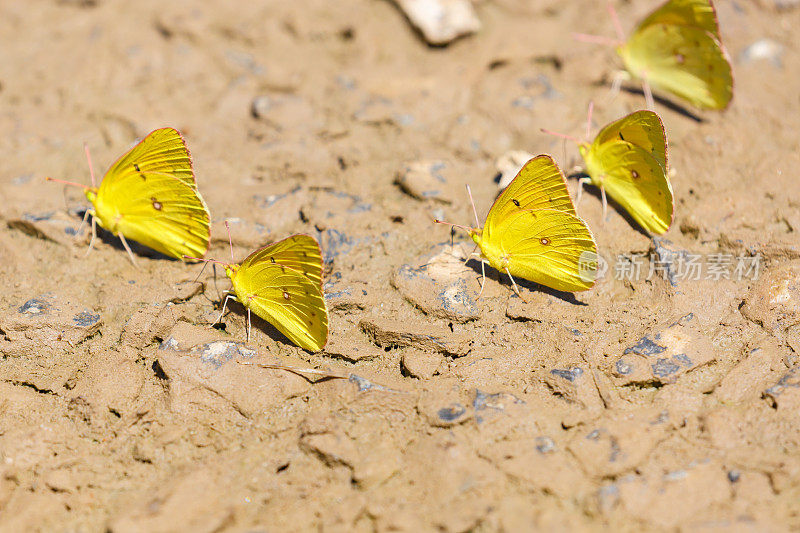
[1,0,799,530]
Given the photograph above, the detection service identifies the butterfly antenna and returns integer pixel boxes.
[212,263,221,300]
[224,220,234,262]
[434,219,473,234]
[607,1,624,43]
[541,128,581,145]
[572,33,619,47]
[45,176,90,189]
[191,259,211,285]
[84,142,97,188]
[465,185,480,227]
[586,101,594,140]
[183,255,228,267]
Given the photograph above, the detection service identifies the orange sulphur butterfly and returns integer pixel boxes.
[577,0,733,110]
[436,155,598,296]
[48,128,210,263]
[188,227,329,352]
[544,106,673,235]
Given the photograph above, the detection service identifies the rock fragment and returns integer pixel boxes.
[400,349,442,379]
[740,259,800,331]
[395,160,453,203]
[739,38,784,67]
[6,211,82,246]
[544,366,603,411]
[391,0,480,46]
[714,339,787,404]
[567,410,669,478]
[392,244,479,322]
[611,314,715,386]
[763,366,800,411]
[157,323,309,419]
[495,150,533,190]
[359,317,472,357]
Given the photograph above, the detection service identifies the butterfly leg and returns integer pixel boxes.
[601,186,608,224]
[213,293,235,328]
[478,259,487,299]
[85,215,97,257]
[119,234,138,267]
[642,78,655,111]
[607,71,624,103]
[504,267,527,302]
[76,208,92,237]
[246,308,252,343]
[575,177,589,208]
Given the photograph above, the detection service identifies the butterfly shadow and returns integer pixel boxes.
[620,84,704,123]
[214,297,301,351]
[568,172,651,240]
[78,209,176,261]
[463,257,589,306]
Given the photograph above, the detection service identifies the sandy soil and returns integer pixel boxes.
[1,0,800,530]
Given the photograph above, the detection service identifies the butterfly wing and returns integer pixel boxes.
[593,110,667,171]
[637,0,721,40]
[93,128,211,259]
[231,234,328,352]
[584,141,674,235]
[484,155,577,244]
[619,23,732,110]
[487,208,597,292]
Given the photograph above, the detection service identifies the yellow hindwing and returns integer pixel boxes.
[229,234,329,352]
[476,155,597,292]
[92,128,211,260]
[617,0,733,110]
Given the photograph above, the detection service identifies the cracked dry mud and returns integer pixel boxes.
[1,0,799,531]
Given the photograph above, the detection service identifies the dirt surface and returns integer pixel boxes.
[1,0,800,530]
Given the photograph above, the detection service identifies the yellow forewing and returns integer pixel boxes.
[486,209,597,291]
[619,22,732,110]
[229,234,328,352]
[485,155,576,242]
[584,141,674,235]
[93,128,210,259]
[593,110,667,171]
[637,0,721,39]
[476,156,597,292]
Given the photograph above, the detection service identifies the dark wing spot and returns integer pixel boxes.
[302,251,308,257]
[619,132,626,141]
[631,170,640,179]
[280,265,286,272]
[540,237,551,245]
[151,197,163,211]
[133,163,140,172]
[270,256,276,263]
[311,311,316,317]
[512,198,520,207]
[282,290,291,300]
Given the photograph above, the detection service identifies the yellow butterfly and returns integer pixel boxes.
[47,128,210,263]
[577,0,733,110]
[436,155,598,296]
[188,226,329,352]
[544,106,673,235]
